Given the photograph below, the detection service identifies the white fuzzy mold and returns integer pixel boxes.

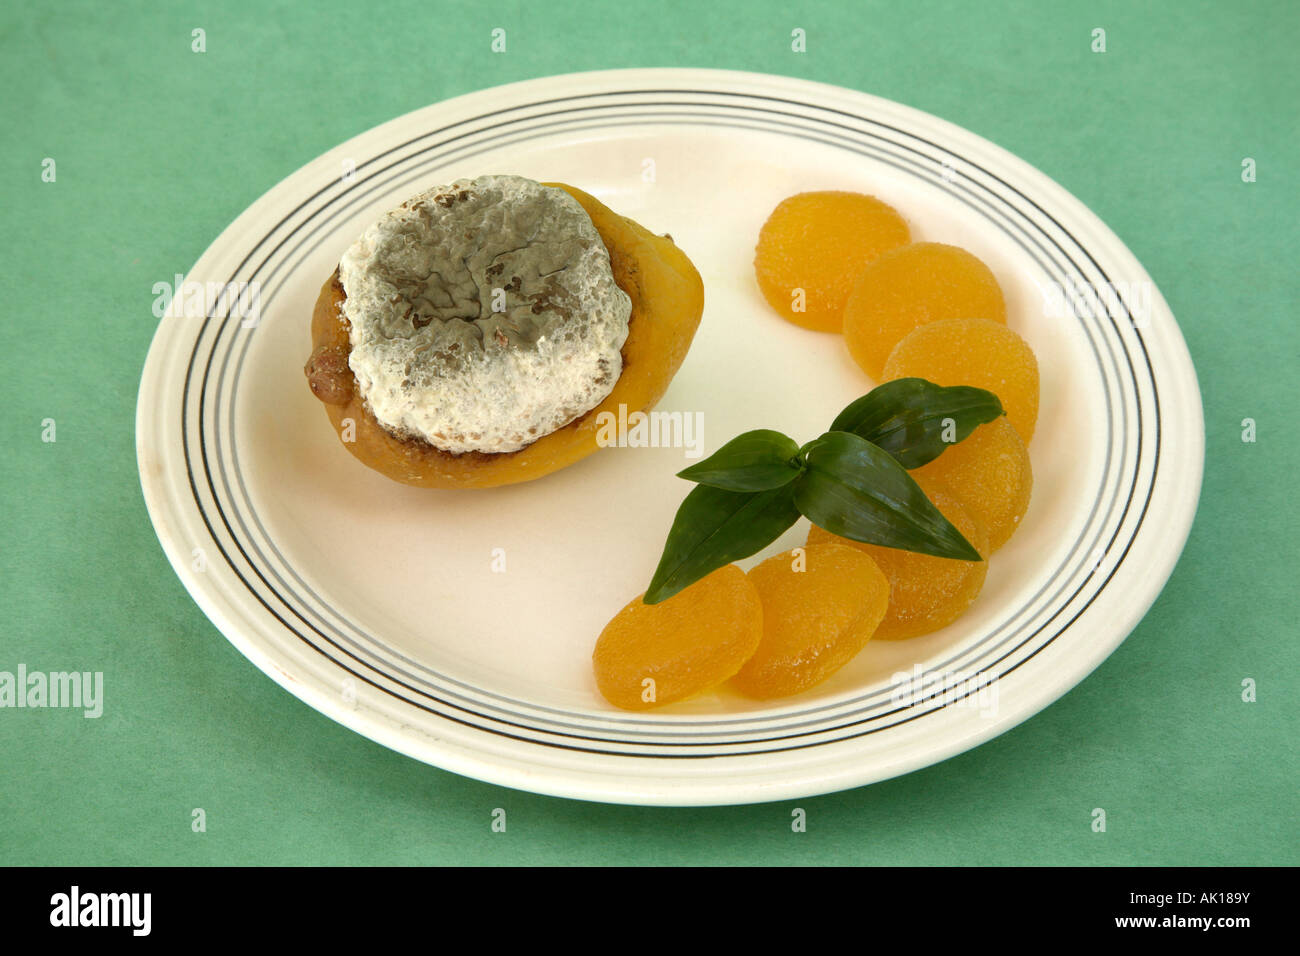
[338,175,631,454]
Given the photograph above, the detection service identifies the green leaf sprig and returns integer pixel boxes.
[644,379,1005,604]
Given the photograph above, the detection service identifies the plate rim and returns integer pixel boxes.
[136,67,1204,805]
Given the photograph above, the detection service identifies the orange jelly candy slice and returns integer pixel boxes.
[912,417,1032,552]
[882,317,1040,443]
[754,191,910,332]
[842,242,1007,379]
[733,544,889,699]
[806,477,989,640]
[593,564,762,710]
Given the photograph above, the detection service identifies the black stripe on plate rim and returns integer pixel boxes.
[176,90,1159,756]
[215,110,1130,737]
[187,99,1151,749]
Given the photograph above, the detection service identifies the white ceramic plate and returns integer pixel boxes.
[136,68,1203,805]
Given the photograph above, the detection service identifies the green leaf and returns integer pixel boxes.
[830,378,1004,469]
[644,482,801,604]
[793,431,982,560]
[676,429,803,492]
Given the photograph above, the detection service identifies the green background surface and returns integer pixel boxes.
[2,0,1296,865]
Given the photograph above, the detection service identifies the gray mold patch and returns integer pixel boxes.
[339,175,631,454]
